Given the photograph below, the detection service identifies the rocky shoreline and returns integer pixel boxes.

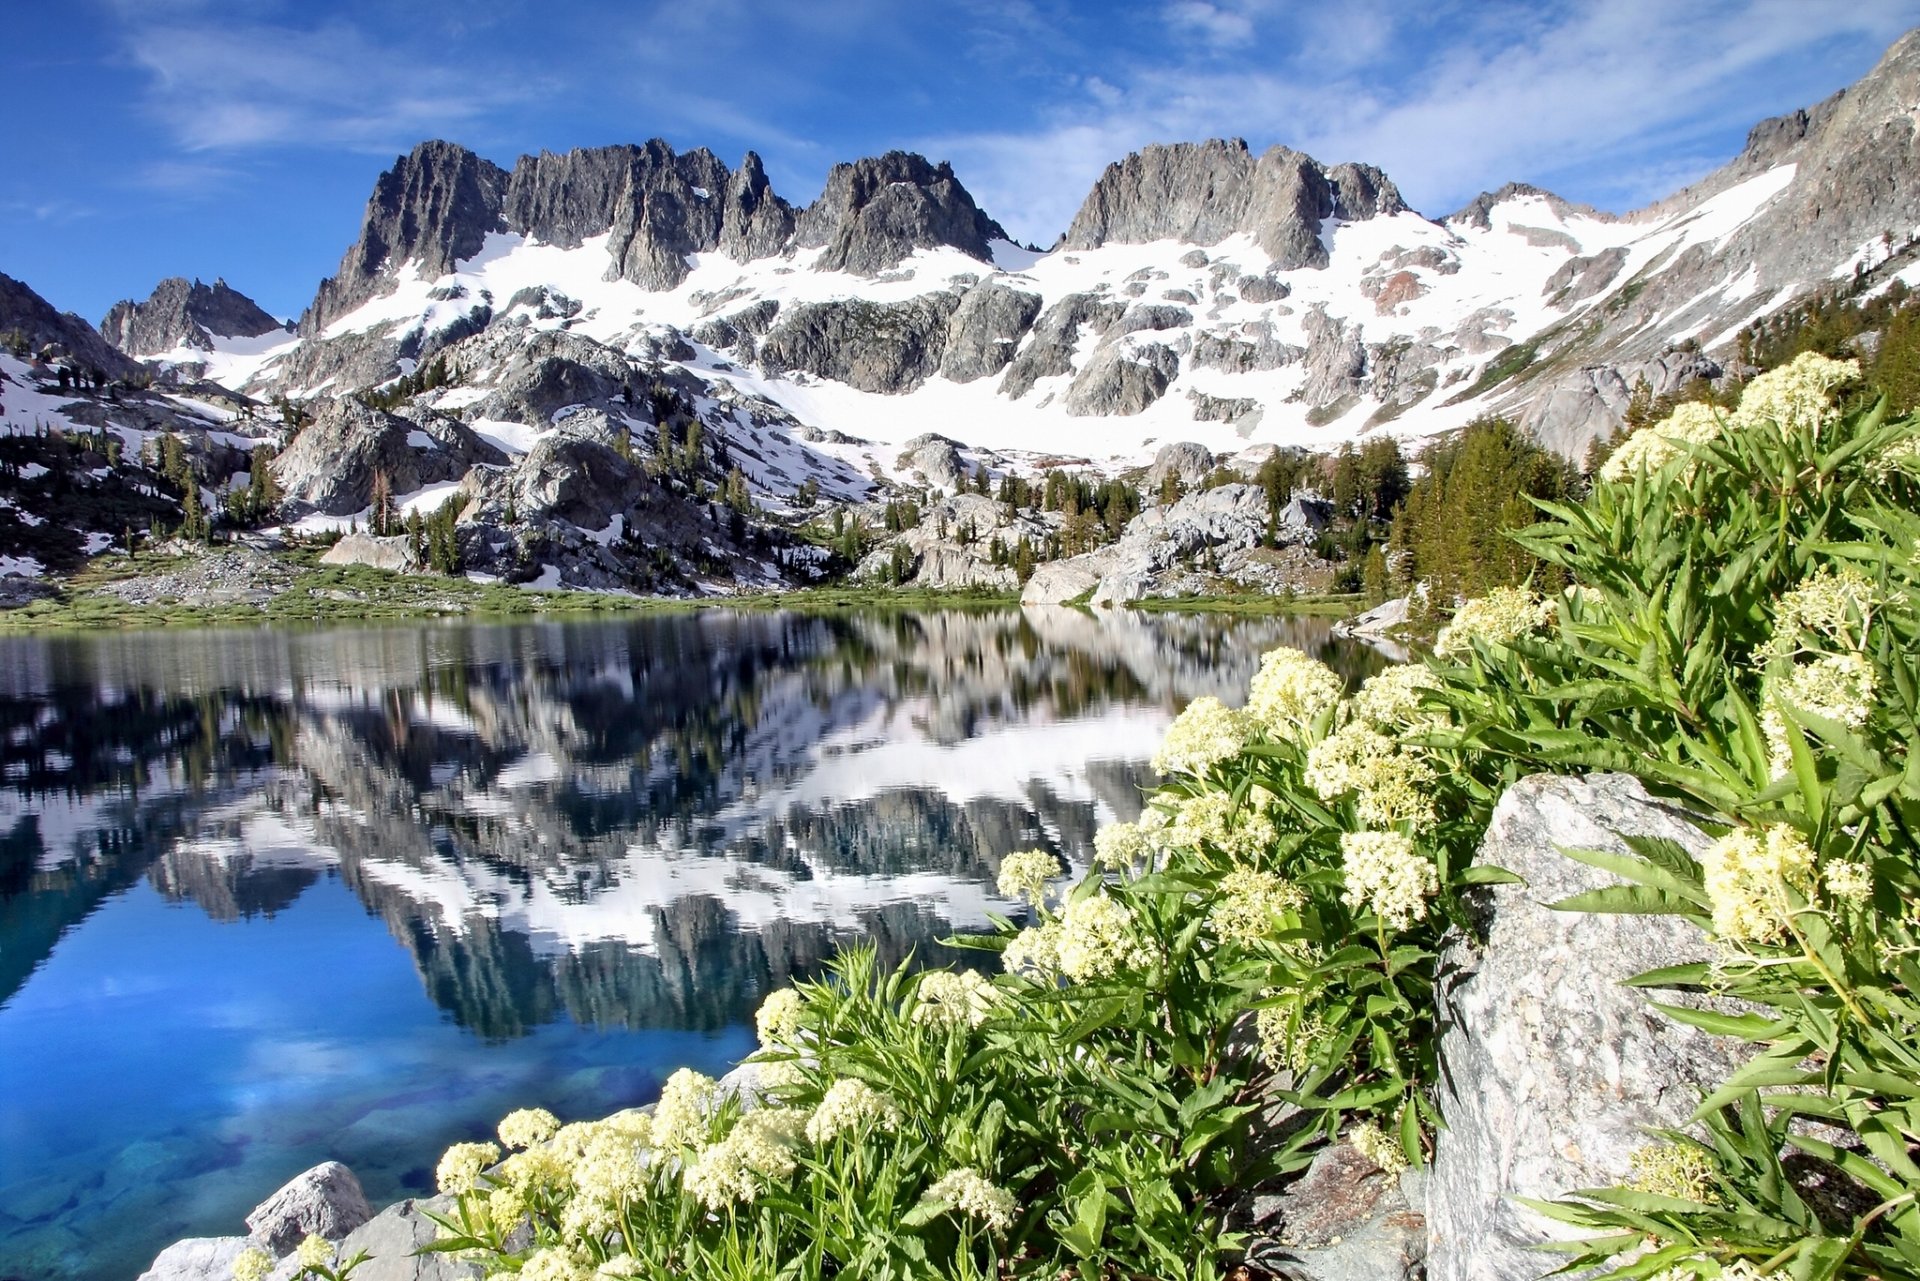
[137,773,1732,1281]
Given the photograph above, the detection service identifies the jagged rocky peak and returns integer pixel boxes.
[1445,182,1612,231]
[99,277,286,356]
[0,271,143,378]
[302,140,510,335]
[794,151,1010,274]
[1062,138,1407,269]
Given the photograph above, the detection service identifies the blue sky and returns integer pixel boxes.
[6,0,1920,324]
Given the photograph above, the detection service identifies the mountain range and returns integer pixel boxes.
[3,26,1919,596]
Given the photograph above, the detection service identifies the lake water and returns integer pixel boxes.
[0,609,1380,1281]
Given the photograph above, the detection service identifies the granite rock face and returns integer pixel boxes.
[245,1161,375,1255]
[939,280,1042,383]
[1425,773,1749,1281]
[1250,1143,1427,1281]
[272,399,504,517]
[0,271,144,379]
[794,151,1009,275]
[100,277,286,356]
[758,293,962,394]
[1063,139,1405,270]
[998,292,1129,400]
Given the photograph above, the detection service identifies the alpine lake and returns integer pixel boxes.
[0,608,1384,1281]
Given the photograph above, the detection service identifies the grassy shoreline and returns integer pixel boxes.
[0,555,1363,632]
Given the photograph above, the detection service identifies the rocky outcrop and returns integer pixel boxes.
[1517,347,1722,459]
[1063,340,1180,416]
[1250,1144,1427,1281]
[303,141,510,335]
[1541,247,1629,304]
[1425,773,1748,1281]
[1063,139,1407,270]
[895,434,975,491]
[1190,323,1302,373]
[794,152,1008,275]
[759,293,962,394]
[100,278,286,356]
[0,272,144,380]
[998,292,1128,400]
[245,1162,375,1255]
[856,491,1048,589]
[940,281,1042,383]
[718,152,799,262]
[1146,441,1214,489]
[1297,308,1367,405]
[272,399,504,517]
[320,532,425,573]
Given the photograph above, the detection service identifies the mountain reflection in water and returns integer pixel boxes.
[0,608,1380,1281]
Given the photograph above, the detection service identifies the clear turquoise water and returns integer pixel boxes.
[0,610,1374,1280]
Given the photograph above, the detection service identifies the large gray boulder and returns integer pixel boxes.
[1426,773,1749,1281]
[1250,1143,1428,1281]
[327,1197,482,1281]
[1146,442,1214,489]
[940,281,1042,383]
[245,1160,375,1254]
[1063,340,1180,416]
[272,400,504,518]
[1297,308,1368,406]
[895,434,973,491]
[321,532,427,574]
[999,292,1128,400]
[758,294,962,394]
[135,1237,253,1281]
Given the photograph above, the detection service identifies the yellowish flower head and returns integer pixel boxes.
[805,1078,903,1144]
[1056,893,1155,981]
[498,1107,561,1152]
[1761,651,1876,774]
[1597,401,1729,483]
[996,848,1061,909]
[649,1068,718,1150]
[1151,695,1252,776]
[1434,586,1552,657]
[435,1140,501,1195]
[1347,1121,1409,1175]
[232,1247,275,1281]
[1700,824,1817,944]
[1254,1002,1326,1073]
[920,1167,1017,1232]
[1166,789,1281,861]
[1729,351,1859,435]
[1092,820,1149,871]
[1822,860,1873,906]
[754,988,807,1050]
[682,1109,804,1209]
[1339,831,1439,930]
[1627,1142,1719,1203]
[570,1126,648,1205]
[1758,566,1877,662]
[1304,722,1438,832]
[295,1234,335,1272]
[1246,647,1343,740]
[1209,868,1306,946]
[911,969,998,1028]
[1350,664,1440,730]
[518,1248,593,1281]
[1001,923,1062,978]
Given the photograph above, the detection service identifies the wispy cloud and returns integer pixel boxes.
[929,0,1920,244]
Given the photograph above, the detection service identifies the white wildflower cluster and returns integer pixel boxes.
[650,1068,719,1149]
[805,1078,903,1144]
[1728,351,1859,435]
[1208,868,1305,945]
[1347,1121,1409,1175]
[1350,664,1440,729]
[232,1248,274,1281]
[1758,566,1877,662]
[1165,789,1280,861]
[682,1108,806,1210]
[518,1247,594,1281]
[911,970,998,1029]
[499,1107,561,1151]
[1627,1143,1719,1203]
[1823,859,1874,905]
[1255,1003,1326,1073]
[1339,831,1439,930]
[1005,894,1158,982]
[754,988,807,1049]
[436,1140,502,1194]
[1151,696,1252,776]
[295,1235,335,1272]
[1598,401,1728,483]
[996,848,1061,909]
[1245,647,1343,740]
[1092,820,1150,871]
[919,1167,1017,1233]
[1867,434,1920,480]
[1433,586,1553,657]
[1304,723,1438,831]
[1761,652,1876,774]
[1700,824,1817,944]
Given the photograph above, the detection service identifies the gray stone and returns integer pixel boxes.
[1250,1143,1427,1281]
[1333,594,1409,640]
[1237,273,1290,303]
[246,1160,375,1254]
[759,293,961,393]
[998,292,1128,400]
[940,281,1042,383]
[1190,323,1301,373]
[895,434,974,491]
[0,271,145,381]
[793,152,1007,275]
[1064,341,1179,416]
[1542,247,1629,304]
[330,1197,482,1281]
[1297,308,1368,405]
[1146,441,1214,489]
[321,532,427,574]
[272,399,502,518]
[1188,390,1259,422]
[135,1236,253,1281]
[1426,773,1749,1281]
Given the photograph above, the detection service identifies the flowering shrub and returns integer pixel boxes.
[407,351,1920,1279]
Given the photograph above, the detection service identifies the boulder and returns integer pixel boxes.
[998,292,1128,400]
[272,399,502,518]
[1425,773,1749,1281]
[895,434,973,491]
[1063,341,1179,416]
[940,281,1042,383]
[1332,595,1409,639]
[1250,1142,1427,1281]
[328,1197,482,1281]
[135,1237,253,1281]
[320,532,426,574]
[245,1160,375,1254]
[1146,441,1214,489]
